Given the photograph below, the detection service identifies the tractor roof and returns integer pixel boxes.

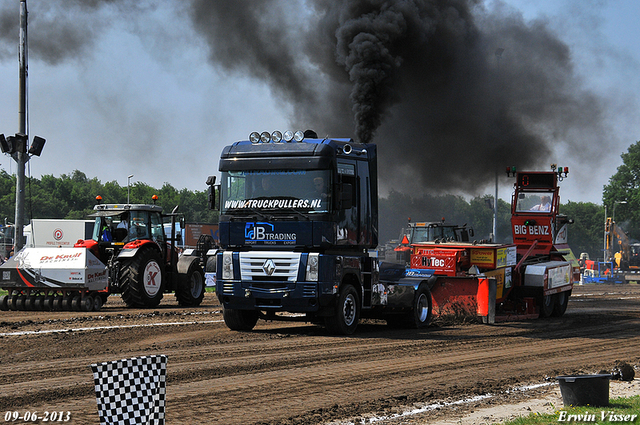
[89,203,163,217]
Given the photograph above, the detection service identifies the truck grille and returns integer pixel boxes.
[239,252,301,282]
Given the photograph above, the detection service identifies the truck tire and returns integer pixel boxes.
[539,294,554,318]
[324,284,360,335]
[120,247,164,308]
[223,307,259,331]
[386,285,433,328]
[176,261,205,307]
[551,290,571,317]
[407,285,433,328]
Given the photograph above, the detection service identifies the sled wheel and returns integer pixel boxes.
[24,295,35,311]
[552,290,571,317]
[52,296,63,311]
[0,294,9,311]
[14,295,26,311]
[33,295,45,311]
[93,294,104,312]
[43,295,54,311]
[120,247,164,308]
[539,294,555,318]
[222,307,259,331]
[176,261,205,307]
[324,284,360,335]
[71,294,82,311]
[61,294,73,311]
[80,295,93,312]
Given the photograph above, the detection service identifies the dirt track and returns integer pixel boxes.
[1,284,639,424]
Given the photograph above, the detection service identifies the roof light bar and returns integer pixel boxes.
[247,130,307,143]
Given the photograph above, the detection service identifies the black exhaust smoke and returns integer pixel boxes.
[0,0,611,195]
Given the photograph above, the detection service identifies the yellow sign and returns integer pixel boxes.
[470,248,495,267]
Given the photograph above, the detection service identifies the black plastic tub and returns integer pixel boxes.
[556,374,612,407]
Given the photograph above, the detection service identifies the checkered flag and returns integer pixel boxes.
[90,355,168,425]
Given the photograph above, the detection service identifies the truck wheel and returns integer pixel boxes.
[551,290,571,317]
[539,294,555,318]
[222,307,259,331]
[120,247,164,308]
[408,285,433,328]
[324,284,360,335]
[176,261,205,307]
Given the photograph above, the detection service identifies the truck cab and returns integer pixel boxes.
[214,131,379,334]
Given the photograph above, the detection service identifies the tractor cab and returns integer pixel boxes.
[76,201,168,264]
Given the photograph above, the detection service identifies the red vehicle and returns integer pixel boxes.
[392,167,578,321]
[0,197,211,311]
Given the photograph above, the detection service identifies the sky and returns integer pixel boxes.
[0,0,638,206]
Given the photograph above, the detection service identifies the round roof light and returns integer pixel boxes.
[249,132,261,144]
[271,131,283,143]
[293,130,305,142]
[283,130,294,142]
[260,131,271,143]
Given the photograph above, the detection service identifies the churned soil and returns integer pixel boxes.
[0,283,639,424]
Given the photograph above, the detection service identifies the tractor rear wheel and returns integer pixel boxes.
[176,261,205,306]
[120,247,164,308]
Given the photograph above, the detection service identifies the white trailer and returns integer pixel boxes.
[24,219,93,248]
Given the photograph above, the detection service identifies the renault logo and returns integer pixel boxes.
[263,259,276,276]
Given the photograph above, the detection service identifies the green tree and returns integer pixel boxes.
[603,140,640,240]
[560,201,604,259]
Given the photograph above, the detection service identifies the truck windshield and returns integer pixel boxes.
[516,192,554,213]
[221,170,331,214]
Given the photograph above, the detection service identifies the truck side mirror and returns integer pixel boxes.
[339,183,353,209]
[206,176,218,211]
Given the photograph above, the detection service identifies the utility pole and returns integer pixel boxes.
[14,0,28,252]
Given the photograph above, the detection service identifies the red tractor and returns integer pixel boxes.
[74,197,208,308]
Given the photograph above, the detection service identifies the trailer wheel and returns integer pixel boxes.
[0,295,9,311]
[120,247,164,308]
[539,294,554,318]
[175,261,205,307]
[93,294,103,312]
[14,295,26,311]
[43,295,54,311]
[52,296,63,311]
[24,295,35,311]
[222,307,259,331]
[552,290,571,317]
[80,296,93,312]
[324,284,360,335]
[33,295,45,311]
[71,294,82,311]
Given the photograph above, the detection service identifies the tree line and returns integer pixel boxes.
[0,169,218,226]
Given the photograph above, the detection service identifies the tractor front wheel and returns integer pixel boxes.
[120,247,164,308]
[176,261,205,307]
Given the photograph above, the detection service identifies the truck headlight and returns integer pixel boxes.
[222,251,234,280]
[306,253,319,281]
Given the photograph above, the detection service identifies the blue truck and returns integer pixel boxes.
[209,130,432,335]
